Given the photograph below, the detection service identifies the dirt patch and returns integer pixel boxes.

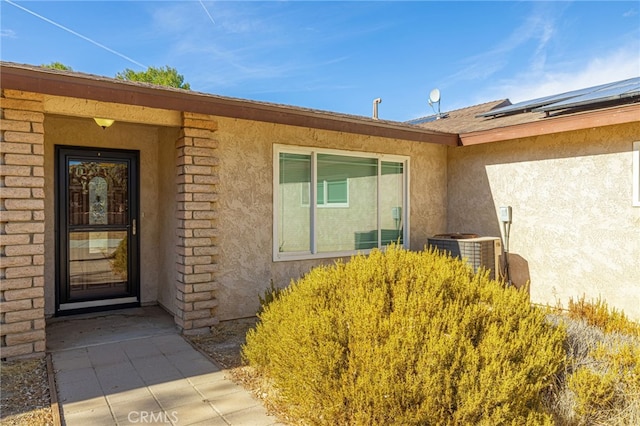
[186,317,258,369]
[0,358,54,426]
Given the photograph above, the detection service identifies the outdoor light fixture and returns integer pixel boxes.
[93,117,115,129]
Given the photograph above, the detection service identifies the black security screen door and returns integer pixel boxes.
[56,146,140,313]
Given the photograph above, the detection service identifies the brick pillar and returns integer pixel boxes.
[0,89,46,359]
[174,112,220,335]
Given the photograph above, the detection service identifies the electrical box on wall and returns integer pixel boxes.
[499,206,512,223]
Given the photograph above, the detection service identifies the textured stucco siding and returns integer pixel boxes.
[214,117,448,320]
[447,123,640,320]
[155,127,180,314]
[43,115,177,316]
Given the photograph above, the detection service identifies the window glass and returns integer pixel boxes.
[317,154,377,252]
[380,162,404,246]
[69,231,128,300]
[317,179,348,206]
[68,161,128,226]
[275,147,407,259]
[278,153,311,253]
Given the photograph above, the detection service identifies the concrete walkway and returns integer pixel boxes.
[46,306,282,426]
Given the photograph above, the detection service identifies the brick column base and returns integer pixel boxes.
[0,89,46,359]
[174,112,220,335]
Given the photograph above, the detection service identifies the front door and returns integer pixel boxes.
[56,146,140,314]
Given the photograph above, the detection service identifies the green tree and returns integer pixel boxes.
[41,62,73,71]
[115,65,191,89]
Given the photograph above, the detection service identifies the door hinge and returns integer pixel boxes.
[132,219,137,236]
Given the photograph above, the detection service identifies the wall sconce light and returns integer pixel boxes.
[93,117,115,129]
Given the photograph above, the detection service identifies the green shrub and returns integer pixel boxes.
[243,245,566,425]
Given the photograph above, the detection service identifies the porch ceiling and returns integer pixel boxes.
[44,95,182,127]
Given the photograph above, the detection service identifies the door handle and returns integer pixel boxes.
[132,219,136,236]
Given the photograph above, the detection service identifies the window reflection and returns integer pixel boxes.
[69,231,128,300]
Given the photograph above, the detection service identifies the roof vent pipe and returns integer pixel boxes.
[372,98,382,120]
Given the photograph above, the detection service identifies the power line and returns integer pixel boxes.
[5,0,147,69]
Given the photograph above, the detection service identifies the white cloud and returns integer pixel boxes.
[442,2,564,89]
[498,45,640,103]
[449,2,639,106]
[148,1,374,93]
[1,29,17,38]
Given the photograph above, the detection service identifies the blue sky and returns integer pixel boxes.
[2,1,639,121]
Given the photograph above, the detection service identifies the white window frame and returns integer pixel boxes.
[633,141,640,207]
[274,144,410,261]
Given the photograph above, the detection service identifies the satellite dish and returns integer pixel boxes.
[429,88,441,104]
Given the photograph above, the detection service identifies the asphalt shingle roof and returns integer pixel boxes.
[410,78,640,135]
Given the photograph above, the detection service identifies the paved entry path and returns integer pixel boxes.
[47,307,282,426]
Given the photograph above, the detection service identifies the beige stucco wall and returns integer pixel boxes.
[447,123,640,320]
[156,127,179,314]
[213,117,448,320]
[43,115,178,315]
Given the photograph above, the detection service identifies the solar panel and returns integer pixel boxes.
[406,113,448,125]
[477,77,639,118]
[477,93,575,117]
[535,77,640,112]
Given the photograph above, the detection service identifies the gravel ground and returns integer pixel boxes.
[0,358,54,426]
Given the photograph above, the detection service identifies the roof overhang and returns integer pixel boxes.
[0,62,459,146]
[458,103,640,146]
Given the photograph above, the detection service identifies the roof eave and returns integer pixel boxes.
[458,103,640,146]
[0,63,458,146]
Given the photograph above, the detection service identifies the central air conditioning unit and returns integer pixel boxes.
[427,234,502,280]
